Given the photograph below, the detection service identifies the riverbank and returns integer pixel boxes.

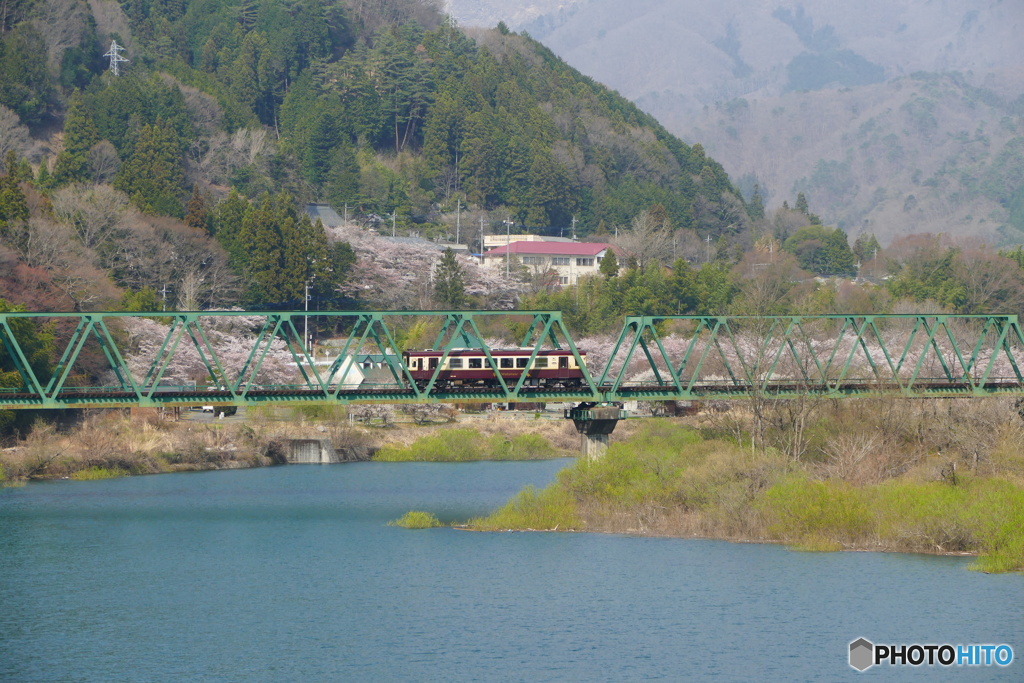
[0,407,580,484]
[469,398,1024,573]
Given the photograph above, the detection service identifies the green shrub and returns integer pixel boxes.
[762,476,873,544]
[965,480,1024,573]
[388,511,444,529]
[470,485,580,531]
[69,467,128,481]
[870,481,976,552]
[292,405,344,421]
[374,428,559,461]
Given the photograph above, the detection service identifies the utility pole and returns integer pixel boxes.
[479,216,485,264]
[571,215,577,241]
[705,234,713,263]
[160,284,171,311]
[456,200,461,245]
[504,217,514,278]
[304,279,312,354]
[391,211,396,238]
[343,203,348,225]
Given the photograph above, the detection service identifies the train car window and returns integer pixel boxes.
[516,358,528,368]
[449,358,463,369]
[534,357,548,368]
[559,356,568,369]
[500,358,513,368]
[429,358,438,370]
[468,358,482,369]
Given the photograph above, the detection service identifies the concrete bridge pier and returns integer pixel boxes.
[565,403,624,459]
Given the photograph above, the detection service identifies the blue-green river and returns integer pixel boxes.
[1,460,1021,681]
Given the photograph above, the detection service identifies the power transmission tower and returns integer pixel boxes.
[103,40,129,76]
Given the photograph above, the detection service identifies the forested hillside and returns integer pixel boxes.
[0,0,750,320]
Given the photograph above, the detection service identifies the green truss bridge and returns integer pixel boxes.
[3,310,1024,411]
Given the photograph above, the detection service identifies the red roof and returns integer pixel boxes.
[484,241,612,257]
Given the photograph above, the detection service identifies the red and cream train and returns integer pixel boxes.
[401,348,587,389]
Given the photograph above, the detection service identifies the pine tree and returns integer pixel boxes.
[434,247,466,308]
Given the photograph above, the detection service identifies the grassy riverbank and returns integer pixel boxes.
[373,428,566,461]
[470,399,1024,573]
[0,409,577,484]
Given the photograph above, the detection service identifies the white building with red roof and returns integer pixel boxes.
[483,241,618,285]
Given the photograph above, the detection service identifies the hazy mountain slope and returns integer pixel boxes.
[685,72,1024,245]
[448,0,1024,243]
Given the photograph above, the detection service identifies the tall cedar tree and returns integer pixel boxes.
[237,193,284,305]
[53,90,100,185]
[185,184,209,233]
[114,122,186,216]
[434,247,466,308]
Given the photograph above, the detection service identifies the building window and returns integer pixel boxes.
[522,256,543,265]
[576,258,594,267]
[560,276,569,285]
[551,257,571,266]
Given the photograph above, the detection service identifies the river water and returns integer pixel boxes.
[1,460,1020,681]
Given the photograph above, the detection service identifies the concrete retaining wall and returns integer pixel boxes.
[284,439,373,464]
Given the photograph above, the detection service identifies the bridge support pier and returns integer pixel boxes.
[565,403,624,459]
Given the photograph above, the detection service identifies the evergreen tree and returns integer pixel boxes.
[599,249,619,278]
[303,107,340,185]
[853,233,881,263]
[0,25,58,127]
[236,193,284,305]
[53,91,100,185]
[668,258,699,314]
[185,184,209,233]
[36,163,52,190]
[823,229,856,276]
[434,247,466,308]
[114,122,185,216]
[795,192,809,215]
[212,189,250,263]
[749,184,765,220]
[0,169,29,240]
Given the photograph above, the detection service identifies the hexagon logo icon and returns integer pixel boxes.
[849,638,874,671]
